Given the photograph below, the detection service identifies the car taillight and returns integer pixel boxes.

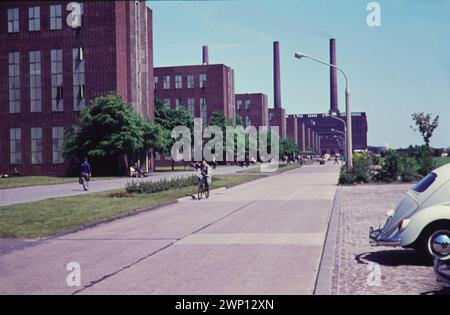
[398,219,411,232]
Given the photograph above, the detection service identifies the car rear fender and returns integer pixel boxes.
[400,204,450,247]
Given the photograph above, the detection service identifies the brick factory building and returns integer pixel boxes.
[153,46,235,164]
[293,39,368,155]
[0,1,154,176]
[154,46,235,125]
[286,114,298,144]
[235,93,268,130]
[297,112,368,154]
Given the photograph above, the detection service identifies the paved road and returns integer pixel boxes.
[0,163,339,294]
[0,166,247,207]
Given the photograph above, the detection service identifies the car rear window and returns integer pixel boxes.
[412,172,437,193]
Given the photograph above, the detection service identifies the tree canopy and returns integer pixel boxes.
[62,93,144,161]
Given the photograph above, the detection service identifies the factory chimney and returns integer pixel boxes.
[273,41,281,109]
[329,38,338,113]
[202,45,209,65]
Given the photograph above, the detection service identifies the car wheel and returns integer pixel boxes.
[418,222,450,260]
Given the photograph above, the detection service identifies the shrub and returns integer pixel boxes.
[352,152,372,183]
[399,156,420,182]
[380,149,400,182]
[369,165,383,182]
[125,175,198,194]
[416,145,436,176]
[338,168,356,185]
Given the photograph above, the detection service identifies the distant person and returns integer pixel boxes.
[12,168,20,177]
[200,159,212,191]
[80,157,92,191]
[334,154,339,164]
[212,156,217,169]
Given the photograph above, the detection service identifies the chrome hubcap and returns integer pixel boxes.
[430,231,450,257]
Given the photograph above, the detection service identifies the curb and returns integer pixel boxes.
[313,187,340,295]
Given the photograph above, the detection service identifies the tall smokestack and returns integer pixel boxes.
[329,38,338,113]
[202,45,209,65]
[273,41,281,109]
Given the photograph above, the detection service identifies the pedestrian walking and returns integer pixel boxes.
[79,157,92,191]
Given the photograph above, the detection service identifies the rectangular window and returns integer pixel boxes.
[51,49,64,111]
[30,51,42,112]
[154,76,158,90]
[188,98,195,117]
[200,98,207,126]
[163,99,170,108]
[245,100,251,110]
[31,127,43,164]
[187,75,194,88]
[52,127,64,164]
[28,6,40,31]
[246,116,251,127]
[163,75,170,89]
[50,5,62,30]
[10,128,21,164]
[175,75,182,89]
[73,48,85,111]
[199,74,207,88]
[237,100,242,111]
[8,8,19,33]
[8,52,20,113]
[175,98,182,108]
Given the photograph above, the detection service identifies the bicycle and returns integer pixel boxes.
[197,176,210,200]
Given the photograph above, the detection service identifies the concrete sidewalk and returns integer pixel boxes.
[0,163,339,294]
[0,165,245,207]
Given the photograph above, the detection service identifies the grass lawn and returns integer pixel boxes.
[434,156,450,168]
[0,176,120,190]
[0,174,262,239]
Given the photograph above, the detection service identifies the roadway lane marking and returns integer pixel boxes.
[176,233,325,245]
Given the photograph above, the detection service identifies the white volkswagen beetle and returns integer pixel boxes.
[369,163,450,259]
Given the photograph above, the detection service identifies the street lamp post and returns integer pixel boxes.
[294,52,353,169]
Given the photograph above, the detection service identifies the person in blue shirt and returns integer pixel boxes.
[80,157,92,191]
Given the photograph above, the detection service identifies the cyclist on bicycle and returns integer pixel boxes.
[200,159,212,191]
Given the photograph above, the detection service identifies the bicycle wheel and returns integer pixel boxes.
[205,184,210,199]
[197,184,203,200]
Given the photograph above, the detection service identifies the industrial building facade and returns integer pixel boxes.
[0,1,154,176]
[235,93,269,130]
[154,46,235,125]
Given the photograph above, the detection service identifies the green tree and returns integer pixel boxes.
[411,112,439,148]
[62,93,144,175]
[280,138,299,161]
[140,118,171,171]
[207,111,241,162]
[411,112,439,175]
[154,100,194,170]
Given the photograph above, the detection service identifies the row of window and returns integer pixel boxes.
[7,48,85,114]
[7,4,83,33]
[162,97,208,125]
[236,115,252,127]
[8,127,65,165]
[236,100,252,111]
[154,74,207,90]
